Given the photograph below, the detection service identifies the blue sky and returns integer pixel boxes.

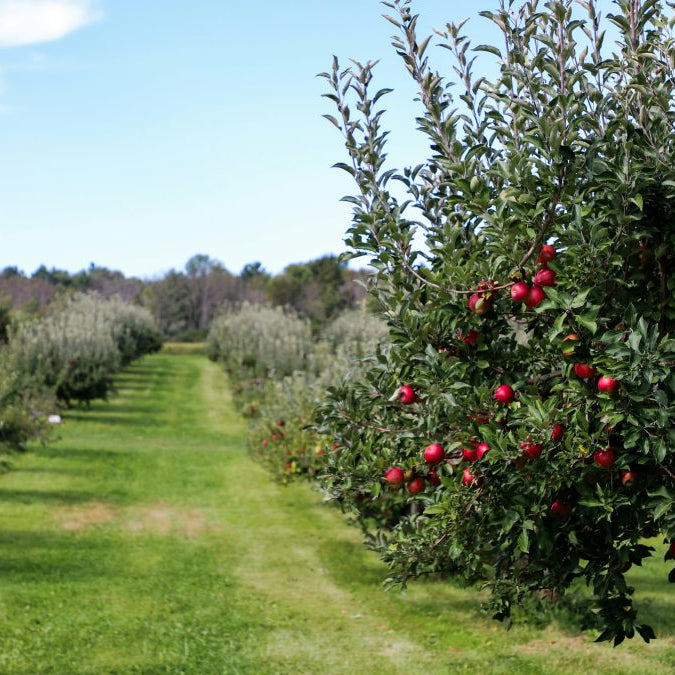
[0,0,613,278]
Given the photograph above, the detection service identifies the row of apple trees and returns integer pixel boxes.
[207,302,388,482]
[0,293,162,457]
[309,0,675,646]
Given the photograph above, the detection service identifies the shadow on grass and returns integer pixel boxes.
[36,446,137,463]
[0,488,97,504]
[317,536,484,618]
[14,467,90,477]
[64,413,165,429]
[0,530,118,582]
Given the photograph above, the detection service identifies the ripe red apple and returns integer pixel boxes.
[424,443,446,464]
[534,267,556,287]
[462,467,482,487]
[574,363,597,379]
[398,384,418,405]
[428,469,441,486]
[525,285,546,308]
[407,477,425,494]
[468,292,491,315]
[550,500,571,520]
[315,449,325,456]
[551,424,564,442]
[476,442,490,459]
[468,412,491,424]
[461,329,479,346]
[462,446,478,462]
[384,467,405,485]
[494,384,515,405]
[276,419,285,427]
[597,376,619,395]
[593,448,617,468]
[261,439,268,447]
[522,442,543,459]
[621,470,638,486]
[510,282,530,302]
[537,244,556,263]
[331,443,339,451]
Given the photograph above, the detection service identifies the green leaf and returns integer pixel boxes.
[518,528,529,553]
[576,314,598,334]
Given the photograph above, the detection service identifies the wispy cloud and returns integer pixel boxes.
[0,1,101,48]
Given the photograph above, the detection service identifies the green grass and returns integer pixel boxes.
[0,347,673,673]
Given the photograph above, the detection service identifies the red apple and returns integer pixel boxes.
[424,443,446,464]
[597,376,619,395]
[537,244,556,263]
[461,329,479,346]
[550,500,571,520]
[407,477,425,494]
[574,363,597,379]
[593,448,617,468]
[668,541,675,559]
[525,285,547,308]
[276,419,285,427]
[522,442,543,459]
[462,446,478,462]
[331,443,339,451]
[551,424,564,442]
[261,439,268,447]
[468,292,491,316]
[476,442,490,459]
[384,467,405,485]
[510,282,530,302]
[428,469,441,486]
[494,384,515,405]
[620,560,632,573]
[534,267,556,287]
[315,449,325,456]
[621,470,638,486]
[398,384,418,405]
[462,467,482,487]
[272,434,279,442]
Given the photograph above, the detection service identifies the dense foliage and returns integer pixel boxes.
[316,0,675,645]
[8,294,161,404]
[0,349,54,456]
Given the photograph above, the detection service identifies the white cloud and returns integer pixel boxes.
[0,1,101,48]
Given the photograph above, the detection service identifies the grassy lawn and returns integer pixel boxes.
[0,348,673,673]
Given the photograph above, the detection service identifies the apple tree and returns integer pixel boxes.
[316,0,675,644]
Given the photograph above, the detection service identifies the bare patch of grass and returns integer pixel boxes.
[59,502,118,531]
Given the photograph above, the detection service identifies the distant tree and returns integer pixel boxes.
[268,255,350,324]
[184,254,236,333]
[240,261,269,281]
[1,266,23,279]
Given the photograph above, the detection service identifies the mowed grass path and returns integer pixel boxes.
[0,348,674,673]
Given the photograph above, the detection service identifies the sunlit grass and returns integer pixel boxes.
[0,350,672,673]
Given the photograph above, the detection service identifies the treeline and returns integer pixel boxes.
[1,254,369,339]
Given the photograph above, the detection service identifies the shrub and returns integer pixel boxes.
[8,294,161,404]
[207,303,313,380]
[0,348,54,455]
[316,0,675,644]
